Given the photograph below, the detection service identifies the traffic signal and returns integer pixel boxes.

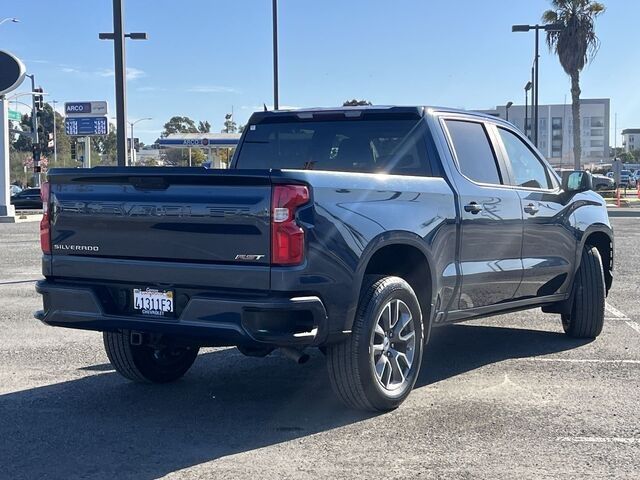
[71,141,77,161]
[34,87,44,111]
[32,143,41,164]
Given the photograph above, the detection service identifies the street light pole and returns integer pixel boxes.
[272,0,279,110]
[127,117,151,166]
[512,22,563,149]
[112,0,127,167]
[505,101,513,122]
[99,0,147,167]
[524,81,532,140]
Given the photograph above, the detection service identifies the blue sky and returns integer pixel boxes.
[1,0,637,145]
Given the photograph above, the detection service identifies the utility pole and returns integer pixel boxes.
[99,0,147,166]
[52,100,58,164]
[272,0,279,110]
[25,74,39,187]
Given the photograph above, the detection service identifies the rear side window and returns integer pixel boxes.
[444,120,502,185]
[235,118,432,176]
[497,127,551,189]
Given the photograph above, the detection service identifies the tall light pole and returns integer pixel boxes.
[0,17,20,27]
[99,0,147,167]
[505,101,513,122]
[512,22,564,148]
[272,0,279,110]
[128,117,151,165]
[524,81,532,139]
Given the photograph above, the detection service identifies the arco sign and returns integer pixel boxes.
[0,51,26,96]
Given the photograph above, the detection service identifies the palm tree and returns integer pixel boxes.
[542,0,605,169]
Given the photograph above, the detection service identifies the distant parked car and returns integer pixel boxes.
[591,174,614,191]
[10,185,22,197]
[620,170,634,188]
[10,188,42,209]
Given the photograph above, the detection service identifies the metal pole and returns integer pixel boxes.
[113,0,128,166]
[130,122,134,166]
[85,137,91,168]
[534,26,540,148]
[26,74,40,187]
[524,89,529,140]
[52,100,57,165]
[272,0,279,110]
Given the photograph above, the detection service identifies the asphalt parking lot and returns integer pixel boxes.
[0,219,639,479]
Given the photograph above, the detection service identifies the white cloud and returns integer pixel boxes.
[137,86,166,92]
[97,67,146,80]
[187,85,239,94]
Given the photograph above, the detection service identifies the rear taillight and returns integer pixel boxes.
[271,185,309,265]
[40,181,51,254]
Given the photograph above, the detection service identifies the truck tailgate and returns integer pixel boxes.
[47,168,272,288]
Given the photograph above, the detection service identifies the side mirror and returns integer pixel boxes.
[561,170,592,193]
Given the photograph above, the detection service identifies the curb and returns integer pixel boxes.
[607,208,640,218]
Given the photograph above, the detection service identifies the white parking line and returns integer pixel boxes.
[624,321,640,335]
[557,436,640,445]
[523,358,640,364]
[605,303,628,319]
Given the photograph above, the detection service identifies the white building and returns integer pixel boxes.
[622,129,640,153]
[477,98,610,167]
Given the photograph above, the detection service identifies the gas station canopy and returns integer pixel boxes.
[157,132,240,148]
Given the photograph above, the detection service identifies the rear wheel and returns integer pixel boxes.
[561,245,605,339]
[103,330,199,383]
[327,276,424,411]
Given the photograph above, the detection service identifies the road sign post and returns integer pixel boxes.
[84,137,91,168]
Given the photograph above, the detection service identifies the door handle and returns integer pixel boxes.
[464,202,483,214]
[524,203,539,215]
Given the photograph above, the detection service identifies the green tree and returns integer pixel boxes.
[11,103,73,167]
[92,124,117,165]
[543,0,605,168]
[222,113,237,133]
[161,116,199,137]
[198,120,211,133]
[343,99,372,106]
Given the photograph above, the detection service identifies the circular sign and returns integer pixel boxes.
[0,50,26,96]
[202,138,210,146]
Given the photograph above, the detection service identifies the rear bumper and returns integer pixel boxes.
[35,280,328,347]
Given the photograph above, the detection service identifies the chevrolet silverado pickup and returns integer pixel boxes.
[35,106,613,411]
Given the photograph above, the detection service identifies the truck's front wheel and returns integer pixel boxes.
[103,330,199,383]
[327,276,424,411]
[561,245,606,339]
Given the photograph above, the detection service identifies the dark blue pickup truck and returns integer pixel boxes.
[36,106,613,411]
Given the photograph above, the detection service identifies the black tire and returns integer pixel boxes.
[103,330,199,383]
[327,276,424,411]
[561,245,605,338]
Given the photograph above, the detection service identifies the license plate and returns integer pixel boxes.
[133,288,174,316]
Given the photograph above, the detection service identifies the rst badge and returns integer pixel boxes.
[235,254,265,261]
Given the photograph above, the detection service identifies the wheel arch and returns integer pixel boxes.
[346,232,437,342]
[578,225,614,294]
